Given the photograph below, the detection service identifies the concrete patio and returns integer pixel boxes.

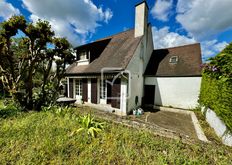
[78,104,208,143]
[130,109,198,140]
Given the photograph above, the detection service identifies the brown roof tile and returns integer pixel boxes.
[66,29,142,75]
[145,43,202,76]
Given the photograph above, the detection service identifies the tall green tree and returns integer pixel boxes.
[0,15,74,110]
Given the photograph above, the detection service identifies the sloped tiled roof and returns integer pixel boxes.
[145,43,202,76]
[66,29,142,75]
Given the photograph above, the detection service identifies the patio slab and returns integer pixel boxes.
[146,111,197,139]
[130,107,208,141]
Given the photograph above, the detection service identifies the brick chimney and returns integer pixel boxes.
[134,1,148,38]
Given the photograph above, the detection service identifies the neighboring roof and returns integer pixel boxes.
[66,29,142,75]
[145,43,202,77]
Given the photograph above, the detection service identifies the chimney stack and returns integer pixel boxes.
[134,1,148,38]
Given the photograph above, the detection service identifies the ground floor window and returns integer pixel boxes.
[75,79,82,96]
[100,80,107,99]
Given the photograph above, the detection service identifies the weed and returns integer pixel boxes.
[70,114,105,138]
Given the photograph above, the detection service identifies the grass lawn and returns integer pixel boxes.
[0,105,232,164]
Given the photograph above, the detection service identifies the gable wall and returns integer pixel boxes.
[126,25,154,113]
[142,25,154,73]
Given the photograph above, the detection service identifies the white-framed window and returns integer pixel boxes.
[169,56,178,64]
[100,80,107,99]
[75,79,82,96]
[79,51,87,60]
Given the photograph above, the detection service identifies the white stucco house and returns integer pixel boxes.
[65,1,202,115]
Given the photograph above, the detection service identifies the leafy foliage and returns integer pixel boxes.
[72,114,105,138]
[0,16,74,110]
[199,42,232,132]
[0,99,21,118]
[42,104,73,118]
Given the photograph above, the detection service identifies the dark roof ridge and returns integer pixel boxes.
[95,28,134,41]
[74,28,135,49]
[154,43,200,50]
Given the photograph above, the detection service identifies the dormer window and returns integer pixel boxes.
[79,51,88,60]
[76,50,90,65]
[169,56,178,64]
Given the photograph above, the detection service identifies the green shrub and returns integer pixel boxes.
[42,105,75,118]
[71,114,105,138]
[199,43,232,132]
[0,100,21,118]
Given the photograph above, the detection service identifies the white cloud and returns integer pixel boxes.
[123,27,129,31]
[104,8,113,23]
[176,0,193,13]
[22,0,113,46]
[152,26,228,61]
[151,0,173,21]
[152,26,196,49]
[201,40,228,60]
[176,0,232,40]
[0,0,20,19]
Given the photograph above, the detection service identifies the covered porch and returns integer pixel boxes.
[66,75,128,116]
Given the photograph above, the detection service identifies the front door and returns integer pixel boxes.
[144,85,155,105]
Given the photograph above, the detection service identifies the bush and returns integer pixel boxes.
[199,43,232,132]
[71,114,105,138]
[0,100,21,118]
[42,104,74,118]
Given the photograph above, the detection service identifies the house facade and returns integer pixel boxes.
[65,1,202,115]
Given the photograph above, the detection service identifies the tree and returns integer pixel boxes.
[0,15,74,110]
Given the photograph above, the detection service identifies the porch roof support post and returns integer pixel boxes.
[120,78,127,115]
[67,77,70,97]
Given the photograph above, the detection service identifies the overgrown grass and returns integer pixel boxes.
[0,106,231,164]
[194,111,222,145]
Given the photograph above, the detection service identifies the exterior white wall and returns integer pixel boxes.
[126,41,144,113]
[126,25,154,113]
[135,2,148,37]
[202,107,232,146]
[145,77,202,109]
[143,25,154,73]
[77,59,89,65]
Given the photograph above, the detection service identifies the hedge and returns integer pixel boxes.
[199,43,232,132]
[199,75,232,132]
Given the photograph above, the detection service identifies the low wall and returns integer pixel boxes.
[201,107,232,146]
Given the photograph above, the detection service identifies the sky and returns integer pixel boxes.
[0,0,232,61]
